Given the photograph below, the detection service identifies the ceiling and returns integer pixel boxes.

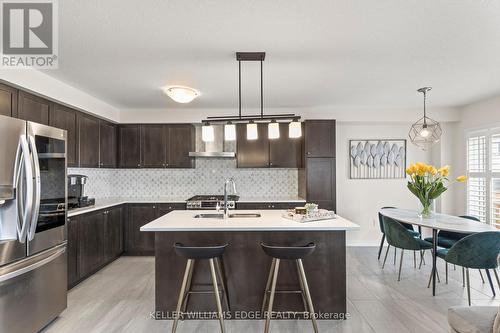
[43,0,500,111]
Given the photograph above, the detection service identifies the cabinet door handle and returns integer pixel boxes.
[152,206,156,209]
[137,163,140,167]
[307,152,311,155]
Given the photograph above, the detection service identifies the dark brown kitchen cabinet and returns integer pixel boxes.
[0,83,17,117]
[236,202,300,210]
[125,204,158,255]
[304,120,336,158]
[118,125,141,168]
[99,120,117,168]
[50,104,78,167]
[236,123,269,168]
[157,203,186,217]
[77,211,105,279]
[141,124,166,168]
[67,217,79,289]
[78,113,100,167]
[305,158,336,211]
[269,123,303,168]
[104,206,123,261]
[166,124,195,168]
[17,91,51,125]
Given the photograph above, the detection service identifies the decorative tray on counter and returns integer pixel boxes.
[282,209,337,223]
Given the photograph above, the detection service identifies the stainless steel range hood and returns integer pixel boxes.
[189,124,236,158]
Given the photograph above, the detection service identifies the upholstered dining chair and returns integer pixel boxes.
[378,207,422,268]
[381,215,433,281]
[428,231,500,306]
[424,215,496,294]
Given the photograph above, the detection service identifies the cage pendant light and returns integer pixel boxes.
[408,87,442,151]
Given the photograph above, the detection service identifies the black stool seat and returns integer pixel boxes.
[174,243,228,259]
[260,242,316,260]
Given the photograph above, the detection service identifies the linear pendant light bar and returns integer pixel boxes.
[203,52,301,139]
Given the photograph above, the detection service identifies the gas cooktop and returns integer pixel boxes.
[186,195,239,210]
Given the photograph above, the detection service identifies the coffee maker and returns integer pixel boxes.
[67,174,95,209]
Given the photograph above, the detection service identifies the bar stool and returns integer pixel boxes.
[260,242,318,333]
[172,243,230,333]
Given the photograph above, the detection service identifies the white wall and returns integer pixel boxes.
[0,69,120,121]
[337,122,436,246]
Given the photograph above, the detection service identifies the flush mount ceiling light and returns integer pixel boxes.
[200,52,301,140]
[163,86,199,103]
[409,87,442,151]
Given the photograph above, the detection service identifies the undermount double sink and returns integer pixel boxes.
[193,212,261,219]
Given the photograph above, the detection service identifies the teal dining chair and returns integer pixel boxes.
[381,215,433,281]
[428,231,500,306]
[378,207,422,268]
[424,215,494,293]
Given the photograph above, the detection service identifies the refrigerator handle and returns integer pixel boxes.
[13,135,34,243]
[0,245,66,283]
[27,135,41,242]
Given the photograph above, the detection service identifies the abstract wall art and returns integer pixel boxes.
[349,139,406,179]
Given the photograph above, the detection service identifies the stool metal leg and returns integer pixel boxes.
[297,259,318,333]
[264,258,280,333]
[181,259,195,314]
[215,257,230,312]
[261,258,276,316]
[172,259,193,333]
[209,258,226,333]
[295,261,308,311]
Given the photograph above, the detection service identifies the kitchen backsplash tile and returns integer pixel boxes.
[68,159,298,199]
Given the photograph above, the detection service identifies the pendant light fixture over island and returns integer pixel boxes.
[201,52,302,142]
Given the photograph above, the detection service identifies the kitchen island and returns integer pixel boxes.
[141,210,359,319]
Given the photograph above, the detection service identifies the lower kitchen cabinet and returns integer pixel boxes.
[125,203,185,255]
[68,206,124,289]
[236,202,301,210]
[78,210,105,279]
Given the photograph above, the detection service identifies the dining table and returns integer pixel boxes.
[379,208,499,296]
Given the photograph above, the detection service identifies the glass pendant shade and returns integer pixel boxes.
[409,87,441,150]
[202,124,214,142]
[224,123,236,141]
[247,122,258,140]
[289,121,302,138]
[268,122,280,139]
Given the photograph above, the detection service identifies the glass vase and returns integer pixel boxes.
[418,199,436,219]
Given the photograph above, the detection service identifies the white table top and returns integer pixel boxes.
[379,208,499,234]
[140,210,360,232]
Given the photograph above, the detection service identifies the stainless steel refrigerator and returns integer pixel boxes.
[0,115,67,333]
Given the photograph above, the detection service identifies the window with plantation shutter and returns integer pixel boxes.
[466,130,500,228]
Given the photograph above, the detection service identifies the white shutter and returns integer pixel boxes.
[467,135,486,172]
[468,177,487,222]
[491,178,500,228]
[492,134,500,173]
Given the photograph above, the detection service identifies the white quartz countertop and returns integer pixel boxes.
[67,197,307,217]
[140,210,360,232]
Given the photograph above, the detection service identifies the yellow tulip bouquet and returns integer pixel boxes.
[406,163,466,218]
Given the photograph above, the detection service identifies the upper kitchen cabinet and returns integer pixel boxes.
[166,124,195,168]
[236,123,269,168]
[50,104,78,167]
[118,125,141,168]
[304,120,336,158]
[99,120,117,168]
[0,83,18,117]
[269,123,303,168]
[305,157,336,210]
[141,124,166,168]
[17,91,51,125]
[78,113,100,168]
